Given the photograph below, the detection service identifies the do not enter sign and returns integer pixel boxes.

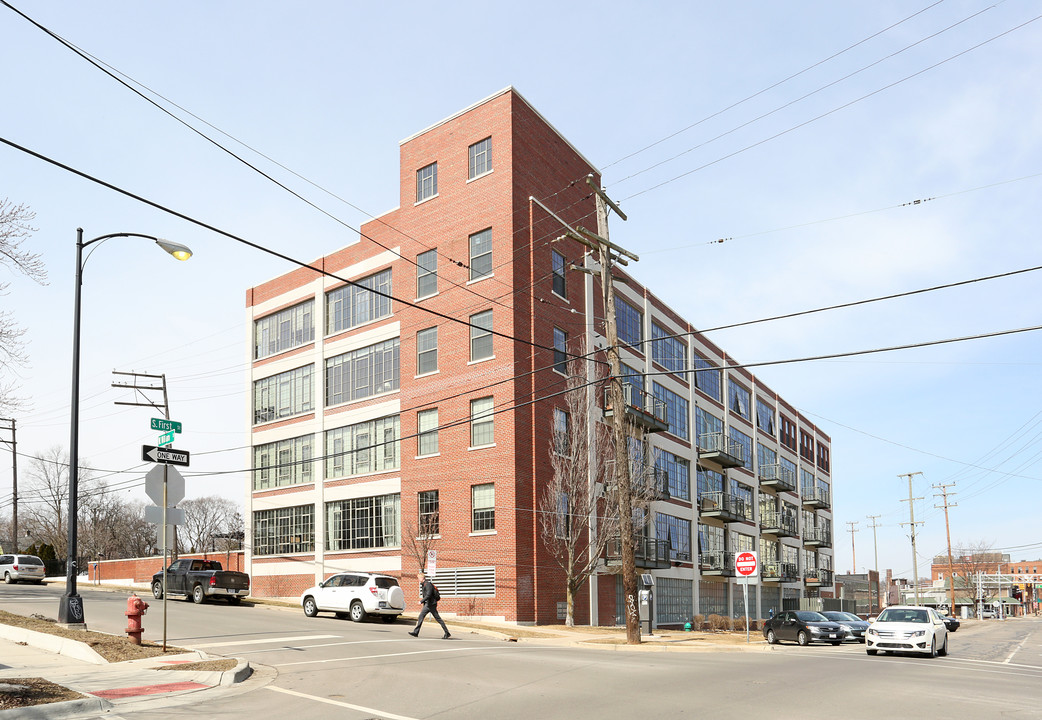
[735,551,758,577]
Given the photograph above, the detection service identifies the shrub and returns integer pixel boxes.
[707,614,726,631]
[692,613,705,630]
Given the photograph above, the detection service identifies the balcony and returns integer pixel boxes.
[801,486,831,509]
[699,491,751,523]
[759,511,798,538]
[697,432,745,468]
[605,535,671,569]
[803,526,832,548]
[638,467,671,501]
[761,561,800,583]
[699,551,735,576]
[603,384,669,434]
[804,568,834,587]
[758,463,797,493]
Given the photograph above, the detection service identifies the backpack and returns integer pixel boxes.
[430,582,441,602]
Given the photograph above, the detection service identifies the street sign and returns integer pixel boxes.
[158,430,176,447]
[145,505,185,526]
[426,549,437,576]
[144,464,186,506]
[153,523,175,547]
[735,551,758,577]
[142,445,190,467]
[151,418,182,433]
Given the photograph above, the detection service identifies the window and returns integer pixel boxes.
[416,327,438,375]
[697,466,724,500]
[472,483,495,531]
[416,161,437,202]
[655,576,694,625]
[470,396,494,447]
[325,338,400,405]
[695,406,723,442]
[756,399,776,436]
[728,379,751,420]
[253,434,314,490]
[553,408,569,456]
[729,426,753,470]
[780,415,797,451]
[800,430,815,462]
[551,249,567,298]
[416,250,437,298]
[253,365,314,424]
[651,322,686,374]
[253,504,314,555]
[326,269,392,335]
[554,492,570,539]
[469,228,493,280]
[254,300,314,359]
[468,137,492,178]
[653,382,689,439]
[698,522,725,554]
[730,480,754,521]
[417,408,438,456]
[616,298,643,347]
[418,490,439,535]
[656,513,692,562]
[693,353,721,401]
[621,363,645,410]
[325,415,400,478]
[470,310,493,361]
[553,327,568,374]
[325,493,400,551]
[817,443,830,473]
[656,450,690,501]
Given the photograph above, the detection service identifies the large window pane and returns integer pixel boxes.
[254,300,314,359]
[326,269,392,335]
[469,228,493,280]
[470,310,493,361]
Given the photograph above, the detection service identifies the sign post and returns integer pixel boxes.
[735,551,758,644]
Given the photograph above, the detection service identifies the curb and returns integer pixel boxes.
[0,696,111,719]
[0,625,106,665]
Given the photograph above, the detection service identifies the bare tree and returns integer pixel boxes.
[402,497,439,578]
[20,446,87,558]
[539,342,658,626]
[0,199,46,414]
[178,496,241,553]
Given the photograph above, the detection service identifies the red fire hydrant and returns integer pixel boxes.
[125,594,149,645]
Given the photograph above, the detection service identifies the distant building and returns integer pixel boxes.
[836,571,882,616]
[243,87,836,626]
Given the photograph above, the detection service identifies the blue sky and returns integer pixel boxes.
[1,1,1040,577]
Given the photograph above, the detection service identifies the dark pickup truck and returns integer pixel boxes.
[151,559,250,605]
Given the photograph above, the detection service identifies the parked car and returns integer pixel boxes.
[301,571,406,623]
[980,608,996,619]
[0,554,45,585]
[151,559,251,604]
[763,610,848,646]
[821,610,870,642]
[942,615,960,632]
[866,605,948,657]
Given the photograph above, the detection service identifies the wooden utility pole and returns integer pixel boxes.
[933,483,958,615]
[866,514,882,612]
[899,472,925,605]
[845,521,859,574]
[0,418,16,553]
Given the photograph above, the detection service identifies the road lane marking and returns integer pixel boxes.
[274,645,501,667]
[267,686,419,720]
[239,638,415,655]
[1005,634,1030,664]
[190,634,340,648]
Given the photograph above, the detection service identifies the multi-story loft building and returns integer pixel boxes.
[244,87,835,626]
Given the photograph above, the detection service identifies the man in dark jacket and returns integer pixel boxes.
[409,571,450,639]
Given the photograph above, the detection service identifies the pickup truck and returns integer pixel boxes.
[151,559,250,605]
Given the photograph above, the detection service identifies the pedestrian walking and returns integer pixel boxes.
[409,571,450,639]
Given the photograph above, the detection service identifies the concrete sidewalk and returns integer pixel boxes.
[0,624,257,719]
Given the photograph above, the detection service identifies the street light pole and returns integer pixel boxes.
[58,228,191,628]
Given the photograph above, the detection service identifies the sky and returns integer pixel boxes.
[1,1,1040,579]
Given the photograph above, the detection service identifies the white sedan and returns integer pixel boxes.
[866,605,949,657]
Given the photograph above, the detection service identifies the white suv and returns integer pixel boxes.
[0,554,46,584]
[301,572,405,623]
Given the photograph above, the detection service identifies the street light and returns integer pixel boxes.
[58,228,192,627]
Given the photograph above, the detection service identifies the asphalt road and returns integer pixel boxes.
[3,583,1042,719]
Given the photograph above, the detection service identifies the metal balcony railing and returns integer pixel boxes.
[758,463,796,492]
[605,536,672,569]
[603,384,669,433]
[761,561,799,582]
[697,432,745,468]
[699,491,752,523]
[803,527,832,547]
[804,568,834,586]
[801,486,831,508]
[759,511,798,538]
[638,467,670,500]
[699,551,735,576]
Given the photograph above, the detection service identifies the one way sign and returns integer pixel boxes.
[142,445,190,466]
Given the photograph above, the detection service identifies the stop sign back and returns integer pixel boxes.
[735,551,758,576]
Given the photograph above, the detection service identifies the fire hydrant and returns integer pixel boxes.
[125,594,149,645]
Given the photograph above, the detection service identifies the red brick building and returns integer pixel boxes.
[244,88,835,626]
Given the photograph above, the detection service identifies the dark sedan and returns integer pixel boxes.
[763,610,848,646]
[822,611,870,642]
